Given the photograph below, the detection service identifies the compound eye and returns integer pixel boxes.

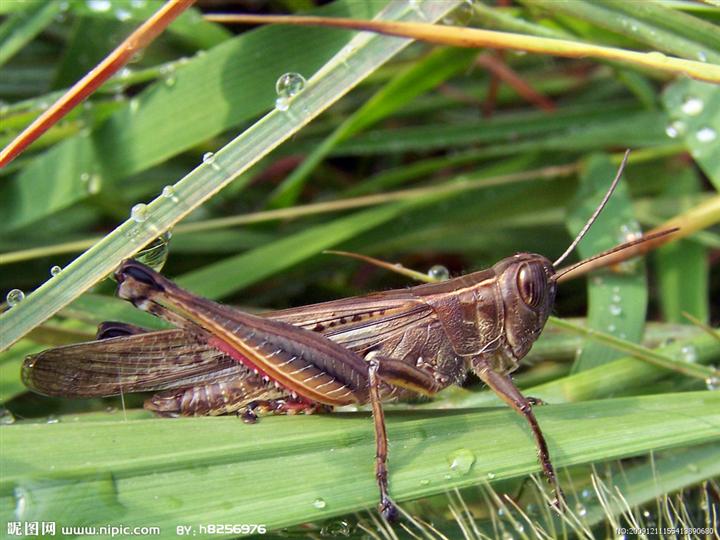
[517,263,546,309]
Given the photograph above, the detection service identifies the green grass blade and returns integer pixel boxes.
[655,167,710,323]
[1,392,717,535]
[0,1,62,68]
[663,79,720,189]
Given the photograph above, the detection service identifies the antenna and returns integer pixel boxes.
[552,149,631,268]
[554,227,679,282]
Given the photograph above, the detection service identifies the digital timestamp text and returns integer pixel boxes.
[617,526,715,536]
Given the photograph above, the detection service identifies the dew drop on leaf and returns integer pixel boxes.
[428,265,450,281]
[131,203,148,223]
[6,289,24,307]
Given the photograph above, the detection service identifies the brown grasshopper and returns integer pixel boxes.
[22,152,673,519]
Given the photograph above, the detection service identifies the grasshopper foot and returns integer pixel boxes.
[379,496,399,522]
[526,396,546,406]
[238,401,259,424]
[115,260,165,290]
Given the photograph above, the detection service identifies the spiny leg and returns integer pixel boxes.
[367,357,397,521]
[472,358,566,510]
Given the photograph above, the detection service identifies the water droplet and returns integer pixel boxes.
[115,8,131,21]
[665,120,686,139]
[131,203,148,223]
[642,510,652,518]
[320,520,351,537]
[428,265,450,281]
[607,323,617,333]
[86,174,102,194]
[611,294,621,303]
[130,0,146,7]
[14,486,27,519]
[136,232,172,271]
[419,479,430,486]
[202,151,216,164]
[162,185,180,203]
[706,375,719,391]
[275,72,306,110]
[686,462,700,472]
[129,98,140,113]
[0,408,16,425]
[620,222,643,242]
[447,448,476,476]
[697,51,708,62]
[86,0,111,12]
[202,151,222,171]
[275,97,289,111]
[313,497,327,509]
[575,502,587,517]
[609,304,622,316]
[487,471,496,480]
[6,289,24,307]
[696,126,717,143]
[46,415,60,424]
[681,96,704,116]
[581,488,592,499]
[679,344,698,363]
[50,265,62,277]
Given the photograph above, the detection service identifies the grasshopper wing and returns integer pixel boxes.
[22,328,243,398]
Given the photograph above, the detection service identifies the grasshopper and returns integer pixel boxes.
[23,152,673,519]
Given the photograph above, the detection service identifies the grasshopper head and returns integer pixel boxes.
[494,254,556,362]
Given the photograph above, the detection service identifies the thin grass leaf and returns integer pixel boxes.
[0,1,62,68]
[655,168,710,323]
[327,105,667,155]
[524,0,720,63]
[212,12,720,82]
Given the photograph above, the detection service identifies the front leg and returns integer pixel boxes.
[472,358,566,510]
[366,355,397,521]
